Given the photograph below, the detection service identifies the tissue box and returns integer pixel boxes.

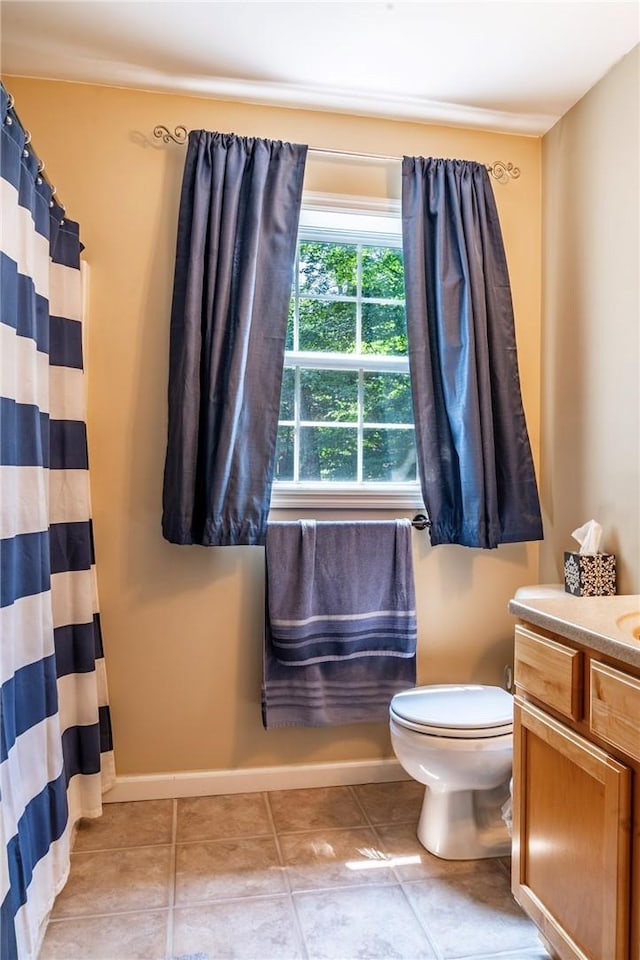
[564,552,616,596]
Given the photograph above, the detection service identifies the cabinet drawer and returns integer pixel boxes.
[514,625,582,720]
[590,660,640,762]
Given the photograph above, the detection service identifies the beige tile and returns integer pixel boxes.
[175,837,286,903]
[353,779,424,823]
[176,793,271,842]
[280,826,396,890]
[74,800,174,851]
[39,910,168,959]
[293,885,437,958]
[172,898,305,959]
[403,871,541,958]
[51,847,172,918]
[268,786,365,832]
[376,822,505,881]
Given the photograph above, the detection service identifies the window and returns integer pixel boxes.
[272,206,421,508]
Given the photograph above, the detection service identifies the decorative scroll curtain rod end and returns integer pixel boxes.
[487,161,520,184]
[153,125,188,144]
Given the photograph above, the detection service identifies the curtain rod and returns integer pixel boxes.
[5,91,67,213]
[152,125,521,185]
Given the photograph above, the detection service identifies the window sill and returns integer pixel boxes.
[270,484,424,511]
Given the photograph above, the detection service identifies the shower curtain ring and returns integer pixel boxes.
[5,93,15,125]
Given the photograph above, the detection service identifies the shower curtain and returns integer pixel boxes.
[0,84,114,960]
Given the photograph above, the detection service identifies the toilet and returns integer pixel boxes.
[390,684,513,860]
[390,584,566,860]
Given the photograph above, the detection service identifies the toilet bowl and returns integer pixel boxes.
[389,684,513,860]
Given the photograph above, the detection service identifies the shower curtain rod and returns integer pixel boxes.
[152,125,521,184]
[5,91,67,213]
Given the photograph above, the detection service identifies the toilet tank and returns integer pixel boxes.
[513,584,565,600]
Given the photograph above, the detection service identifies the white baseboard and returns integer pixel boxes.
[103,758,408,803]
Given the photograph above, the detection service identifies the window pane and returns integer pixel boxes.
[361,246,405,299]
[300,369,358,422]
[299,241,357,296]
[286,299,294,351]
[363,372,413,424]
[363,428,417,482]
[276,223,416,492]
[300,427,357,481]
[361,303,407,356]
[299,300,356,353]
[279,367,295,421]
[275,426,294,481]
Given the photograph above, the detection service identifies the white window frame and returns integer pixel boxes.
[271,202,423,510]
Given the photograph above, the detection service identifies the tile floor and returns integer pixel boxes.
[40,781,550,960]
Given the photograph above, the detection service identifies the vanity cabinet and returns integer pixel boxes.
[512,623,640,960]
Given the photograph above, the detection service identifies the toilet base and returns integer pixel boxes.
[416,781,512,860]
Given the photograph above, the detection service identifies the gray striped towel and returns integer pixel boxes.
[262,520,417,727]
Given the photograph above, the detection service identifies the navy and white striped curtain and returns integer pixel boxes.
[0,84,114,960]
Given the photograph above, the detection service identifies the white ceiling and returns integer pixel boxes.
[1,1,639,135]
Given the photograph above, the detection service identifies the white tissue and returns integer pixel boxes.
[571,519,603,555]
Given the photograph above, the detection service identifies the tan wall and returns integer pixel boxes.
[4,77,542,776]
[540,47,639,594]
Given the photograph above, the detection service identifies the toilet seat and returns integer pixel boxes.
[389,684,513,739]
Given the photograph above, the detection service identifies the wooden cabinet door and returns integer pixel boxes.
[513,697,631,960]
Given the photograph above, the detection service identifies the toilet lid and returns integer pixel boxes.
[390,685,513,738]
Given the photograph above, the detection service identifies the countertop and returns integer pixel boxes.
[508,593,640,670]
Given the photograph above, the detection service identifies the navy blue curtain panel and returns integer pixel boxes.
[401,157,543,549]
[162,130,308,546]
